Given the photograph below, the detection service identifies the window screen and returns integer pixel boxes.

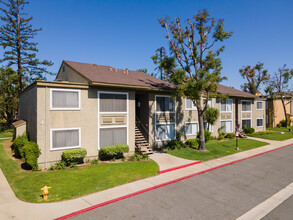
[156,96,175,112]
[204,122,212,132]
[100,127,127,148]
[257,119,263,127]
[242,101,251,111]
[242,119,251,128]
[52,90,79,109]
[52,129,80,149]
[186,98,197,110]
[185,123,198,135]
[100,93,127,112]
[220,121,232,132]
[257,102,263,110]
[221,100,232,112]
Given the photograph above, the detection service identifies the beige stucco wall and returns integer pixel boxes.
[19,86,37,142]
[56,62,89,83]
[35,85,135,169]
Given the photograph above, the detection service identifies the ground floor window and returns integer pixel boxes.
[51,128,80,150]
[156,124,175,141]
[242,119,251,128]
[100,127,127,148]
[220,121,232,133]
[257,118,263,127]
[204,122,213,132]
[185,122,198,136]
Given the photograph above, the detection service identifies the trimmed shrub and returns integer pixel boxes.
[225,133,236,139]
[280,120,289,127]
[62,148,87,165]
[165,140,181,150]
[99,144,129,160]
[185,139,197,148]
[197,130,211,143]
[12,134,29,158]
[243,127,255,134]
[22,141,41,171]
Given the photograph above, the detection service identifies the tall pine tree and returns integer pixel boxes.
[0,0,53,96]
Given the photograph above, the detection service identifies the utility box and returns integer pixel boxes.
[12,120,27,140]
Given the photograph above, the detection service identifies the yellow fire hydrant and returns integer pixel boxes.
[41,186,51,200]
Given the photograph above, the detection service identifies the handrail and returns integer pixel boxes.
[135,115,155,143]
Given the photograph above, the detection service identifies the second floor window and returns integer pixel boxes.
[51,89,80,110]
[242,101,252,111]
[221,100,232,112]
[156,96,175,112]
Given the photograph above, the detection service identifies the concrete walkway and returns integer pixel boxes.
[0,138,293,220]
[149,152,199,171]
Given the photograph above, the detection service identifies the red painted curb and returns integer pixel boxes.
[55,143,293,220]
[159,161,202,174]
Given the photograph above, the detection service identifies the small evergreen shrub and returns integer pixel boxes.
[89,158,99,164]
[225,133,236,139]
[22,141,41,171]
[12,134,29,158]
[280,120,289,127]
[165,140,181,150]
[50,161,66,170]
[99,144,129,160]
[62,148,87,165]
[243,127,255,134]
[276,123,281,128]
[142,154,149,160]
[185,139,197,148]
[197,130,211,142]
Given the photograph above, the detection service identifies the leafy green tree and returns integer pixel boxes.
[0,0,53,96]
[239,62,269,95]
[265,65,293,128]
[158,9,232,150]
[0,67,18,124]
[204,106,220,130]
[137,68,148,73]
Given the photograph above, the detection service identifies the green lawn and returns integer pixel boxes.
[0,127,13,138]
[267,126,293,133]
[167,139,268,162]
[249,132,293,141]
[0,140,159,203]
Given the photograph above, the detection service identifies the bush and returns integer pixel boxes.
[165,140,182,150]
[225,133,235,139]
[22,141,41,171]
[243,127,255,134]
[99,144,129,160]
[277,123,281,128]
[250,130,275,136]
[62,148,87,165]
[197,130,211,142]
[49,161,66,170]
[280,120,289,127]
[12,134,29,158]
[185,139,197,148]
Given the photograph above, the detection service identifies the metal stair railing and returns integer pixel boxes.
[135,115,155,145]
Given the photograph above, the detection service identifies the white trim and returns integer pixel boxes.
[50,88,81,111]
[185,121,198,136]
[256,101,264,110]
[241,100,252,112]
[220,120,233,133]
[256,118,264,127]
[185,98,197,111]
[97,91,129,150]
[155,95,176,142]
[220,99,233,113]
[50,127,81,151]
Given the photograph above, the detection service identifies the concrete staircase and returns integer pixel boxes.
[135,124,153,154]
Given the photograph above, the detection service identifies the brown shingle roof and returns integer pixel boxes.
[63,60,255,98]
[63,60,176,90]
[12,120,26,127]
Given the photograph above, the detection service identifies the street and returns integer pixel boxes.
[71,145,293,220]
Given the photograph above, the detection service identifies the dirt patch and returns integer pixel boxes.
[195,149,210,153]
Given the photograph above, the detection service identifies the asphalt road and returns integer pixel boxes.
[71,145,293,220]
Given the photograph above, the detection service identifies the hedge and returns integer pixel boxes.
[165,140,181,150]
[61,148,87,165]
[185,139,197,148]
[12,134,29,158]
[99,144,129,160]
[243,127,255,134]
[22,141,41,171]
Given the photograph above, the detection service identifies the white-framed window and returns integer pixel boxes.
[257,118,263,127]
[185,98,197,110]
[256,101,263,110]
[204,122,213,132]
[266,115,268,123]
[50,88,81,110]
[50,128,81,151]
[99,92,127,113]
[242,119,251,128]
[242,100,252,112]
[156,96,175,112]
[220,121,232,133]
[100,127,127,148]
[156,124,175,141]
[185,122,198,136]
[220,99,232,112]
[203,98,212,108]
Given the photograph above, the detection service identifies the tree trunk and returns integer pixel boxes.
[16,0,21,120]
[198,110,206,150]
[281,97,288,128]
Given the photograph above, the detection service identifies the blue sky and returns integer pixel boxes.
[4,0,293,92]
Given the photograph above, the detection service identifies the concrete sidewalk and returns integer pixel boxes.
[0,138,293,220]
